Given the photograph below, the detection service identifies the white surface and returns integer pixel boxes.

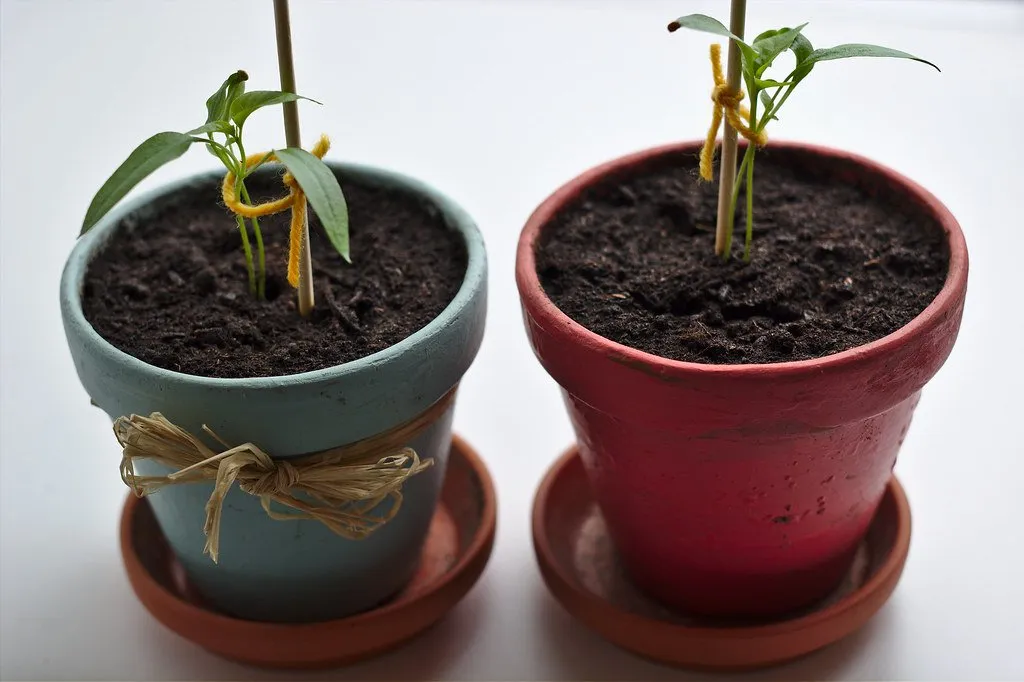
[2,0,1023,679]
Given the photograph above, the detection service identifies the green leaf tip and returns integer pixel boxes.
[805,43,940,71]
[274,147,350,263]
[205,70,250,125]
[753,24,808,62]
[80,131,195,236]
[667,14,736,38]
[666,14,758,67]
[185,121,234,136]
[229,90,322,129]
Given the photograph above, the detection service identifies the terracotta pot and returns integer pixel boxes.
[61,162,488,623]
[515,141,968,617]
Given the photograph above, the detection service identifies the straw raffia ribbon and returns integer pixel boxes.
[116,387,456,563]
[700,43,769,182]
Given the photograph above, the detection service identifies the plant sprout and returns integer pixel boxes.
[79,70,349,301]
[668,14,938,261]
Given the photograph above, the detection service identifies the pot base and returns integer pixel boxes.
[119,433,496,670]
[532,445,911,671]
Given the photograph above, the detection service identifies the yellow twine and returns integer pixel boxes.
[221,134,331,288]
[700,44,768,182]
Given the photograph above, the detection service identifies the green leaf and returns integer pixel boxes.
[759,91,778,120]
[185,121,233,136]
[205,142,231,164]
[667,14,757,68]
[791,33,814,64]
[755,77,795,89]
[752,24,808,75]
[204,143,236,171]
[789,33,816,84]
[81,132,195,235]
[183,123,235,168]
[274,148,350,262]
[758,34,814,129]
[229,91,320,129]
[801,44,939,71]
[753,24,807,56]
[667,13,737,39]
[224,77,246,115]
[205,70,248,124]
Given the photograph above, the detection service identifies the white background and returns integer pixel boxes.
[2,0,1023,679]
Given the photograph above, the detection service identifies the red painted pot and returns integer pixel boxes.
[516,141,968,618]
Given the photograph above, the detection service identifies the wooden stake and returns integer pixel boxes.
[273,0,315,316]
[714,0,747,257]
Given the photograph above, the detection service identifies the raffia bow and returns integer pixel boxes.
[116,387,456,563]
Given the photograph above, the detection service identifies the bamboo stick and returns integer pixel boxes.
[273,0,315,316]
[714,0,747,257]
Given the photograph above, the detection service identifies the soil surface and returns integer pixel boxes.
[82,168,467,378]
[535,148,949,364]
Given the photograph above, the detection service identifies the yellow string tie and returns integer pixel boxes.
[700,43,768,182]
[221,134,331,288]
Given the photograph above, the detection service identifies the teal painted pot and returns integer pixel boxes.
[60,162,487,623]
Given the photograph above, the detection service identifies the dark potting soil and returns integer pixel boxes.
[81,169,467,378]
[535,148,949,365]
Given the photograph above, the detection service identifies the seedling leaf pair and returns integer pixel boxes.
[668,14,938,73]
[205,70,248,125]
[80,70,349,300]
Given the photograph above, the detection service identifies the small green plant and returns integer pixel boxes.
[79,69,349,301]
[667,13,938,261]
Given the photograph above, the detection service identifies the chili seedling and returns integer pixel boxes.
[668,13,938,261]
[79,70,349,300]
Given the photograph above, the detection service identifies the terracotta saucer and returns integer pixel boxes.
[120,433,496,670]
[532,446,912,672]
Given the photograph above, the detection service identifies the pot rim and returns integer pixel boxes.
[515,139,968,380]
[60,160,487,389]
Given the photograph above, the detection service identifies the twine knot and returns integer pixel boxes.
[243,458,301,496]
[221,134,331,289]
[115,386,457,563]
[711,82,745,111]
[700,43,768,182]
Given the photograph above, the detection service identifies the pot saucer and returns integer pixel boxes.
[532,445,911,672]
[120,433,496,670]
